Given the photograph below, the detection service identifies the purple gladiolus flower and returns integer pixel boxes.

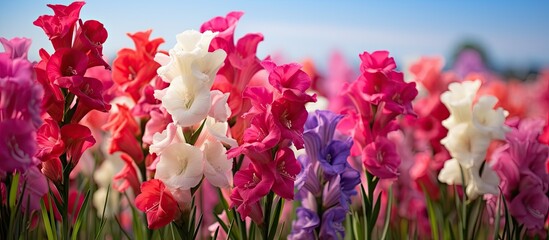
[288,207,320,240]
[319,206,346,240]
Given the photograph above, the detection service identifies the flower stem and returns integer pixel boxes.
[60,153,71,240]
[263,191,274,240]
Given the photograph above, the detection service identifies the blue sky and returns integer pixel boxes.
[1,1,549,71]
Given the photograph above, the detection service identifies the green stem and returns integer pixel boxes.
[263,191,274,240]
[60,154,71,240]
[366,171,379,240]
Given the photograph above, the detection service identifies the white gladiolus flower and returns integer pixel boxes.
[203,140,233,188]
[472,95,509,140]
[438,159,500,199]
[155,30,226,86]
[194,117,238,148]
[438,79,507,200]
[466,163,500,199]
[161,77,212,127]
[154,30,227,127]
[441,80,481,128]
[174,30,217,54]
[155,142,204,190]
[149,123,185,155]
[438,159,464,185]
[440,123,492,168]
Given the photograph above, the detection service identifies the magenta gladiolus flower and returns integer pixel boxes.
[0,120,37,173]
[1,37,43,173]
[509,175,549,231]
[362,137,400,179]
[492,118,549,235]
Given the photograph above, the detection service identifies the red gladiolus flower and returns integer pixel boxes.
[46,48,88,88]
[70,77,111,122]
[33,2,85,49]
[103,104,143,163]
[35,118,64,163]
[60,123,95,167]
[73,20,110,69]
[135,179,180,229]
[113,153,142,194]
[35,49,65,121]
[112,30,164,101]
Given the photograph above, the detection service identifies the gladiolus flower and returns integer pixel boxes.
[154,142,204,190]
[135,179,180,229]
[362,137,400,179]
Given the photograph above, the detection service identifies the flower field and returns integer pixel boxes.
[1,1,548,239]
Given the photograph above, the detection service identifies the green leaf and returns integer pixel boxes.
[95,186,111,240]
[425,187,440,240]
[189,119,207,145]
[8,173,20,209]
[71,189,91,240]
[380,187,393,240]
[359,184,369,238]
[114,216,132,240]
[40,200,56,240]
[226,219,235,240]
[192,214,203,239]
[372,192,382,225]
[214,213,230,235]
[268,197,284,240]
[213,226,220,240]
[493,193,502,240]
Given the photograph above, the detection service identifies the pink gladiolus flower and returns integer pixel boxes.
[227,113,281,161]
[362,137,400,179]
[0,37,32,59]
[143,107,171,145]
[263,60,316,103]
[200,11,243,44]
[359,50,397,75]
[271,98,308,149]
[267,147,301,199]
[20,166,49,212]
[230,166,271,223]
[135,179,180,229]
[202,11,264,120]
